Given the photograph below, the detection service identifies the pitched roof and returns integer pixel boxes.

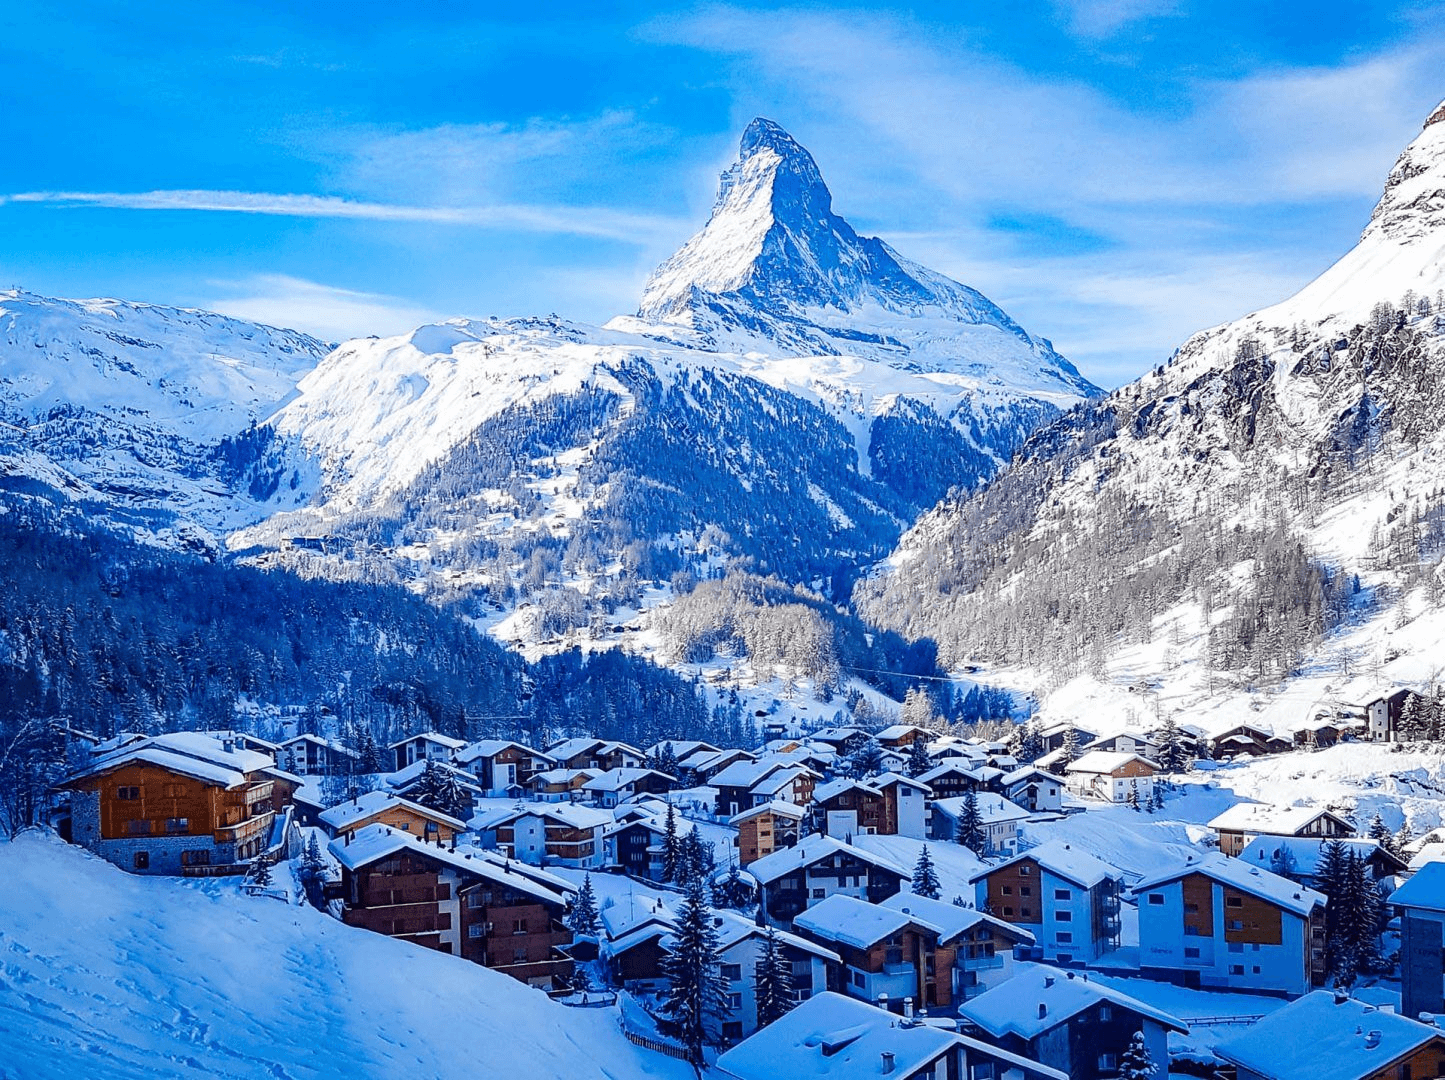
[453,739,551,765]
[1064,750,1159,774]
[932,794,1030,826]
[62,731,276,790]
[581,767,671,792]
[545,737,605,760]
[730,800,806,825]
[1390,860,1445,912]
[318,789,468,833]
[384,758,482,791]
[961,963,1187,1040]
[1000,766,1058,787]
[794,894,925,950]
[1131,854,1325,918]
[968,840,1118,889]
[474,802,611,831]
[385,731,465,751]
[1238,836,1406,877]
[327,824,571,906]
[717,991,1067,1080]
[1207,802,1356,836]
[878,893,1034,946]
[748,834,911,885]
[1214,991,1444,1080]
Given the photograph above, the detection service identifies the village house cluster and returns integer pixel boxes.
[49,697,1445,1080]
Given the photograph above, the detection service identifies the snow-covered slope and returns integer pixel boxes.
[0,832,690,1080]
[862,98,1445,739]
[0,290,329,531]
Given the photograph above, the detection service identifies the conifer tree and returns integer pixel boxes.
[1127,782,1141,811]
[659,741,680,779]
[906,735,933,778]
[568,873,601,937]
[848,736,885,779]
[661,801,682,883]
[1055,722,1080,774]
[753,926,796,1029]
[1119,1031,1158,1080]
[1367,812,1394,855]
[955,789,986,854]
[251,851,273,888]
[1156,716,1188,773]
[715,863,753,909]
[911,845,942,899]
[1393,820,1413,858]
[657,876,730,1064]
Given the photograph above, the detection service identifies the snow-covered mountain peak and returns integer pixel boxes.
[1364,98,1445,245]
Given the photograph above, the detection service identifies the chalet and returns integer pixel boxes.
[717,991,1068,1080]
[806,725,871,752]
[387,731,465,772]
[481,803,610,869]
[1001,766,1063,813]
[1207,803,1356,857]
[812,773,929,840]
[1292,717,1362,749]
[749,835,910,923]
[1082,732,1161,758]
[930,793,1029,856]
[1064,750,1159,804]
[916,762,992,801]
[278,734,359,777]
[1392,861,1445,1021]
[581,767,674,808]
[1209,724,1293,759]
[528,767,596,802]
[318,790,467,845]
[601,808,712,881]
[711,757,815,817]
[679,747,755,783]
[643,739,719,762]
[1214,990,1445,1080]
[329,824,575,988]
[599,903,677,991]
[1133,854,1327,995]
[384,759,484,815]
[960,965,1187,1080]
[969,840,1124,962]
[1037,721,1098,754]
[1238,836,1407,888]
[453,740,553,797]
[1365,688,1416,742]
[731,801,804,866]
[879,892,1035,1002]
[710,911,838,1042]
[545,737,644,772]
[59,732,290,876]
[874,724,936,749]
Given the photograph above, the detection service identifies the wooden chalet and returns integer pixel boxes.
[749,835,910,923]
[318,789,467,844]
[1207,803,1356,858]
[731,800,804,866]
[453,739,554,797]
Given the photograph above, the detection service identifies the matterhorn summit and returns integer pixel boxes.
[628,118,1098,399]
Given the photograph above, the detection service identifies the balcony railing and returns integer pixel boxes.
[961,954,1005,971]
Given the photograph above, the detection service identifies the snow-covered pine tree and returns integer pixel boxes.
[302,832,325,879]
[955,788,986,854]
[1316,838,1351,978]
[1393,820,1413,857]
[752,926,796,1029]
[1018,718,1045,763]
[1156,716,1188,773]
[911,845,942,899]
[905,736,933,778]
[1148,786,1165,812]
[1119,1031,1158,1080]
[1056,722,1079,774]
[661,801,682,883]
[251,852,273,888]
[1398,693,1427,742]
[660,742,680,779]
[568,873,601,936]
[680,828,715,883]
[657,876,731,1064]
[848,736,885,778]
[1367,812,1395,855]
[1127,782,1141,811]
[716,863,752,909]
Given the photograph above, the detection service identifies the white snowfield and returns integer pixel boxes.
[0,832,690,1080]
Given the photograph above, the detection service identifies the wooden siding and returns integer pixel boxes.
[984,858,1042,924]
[1182,873,1214,938]
[1222,889,1283,946]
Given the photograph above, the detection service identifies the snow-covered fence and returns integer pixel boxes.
[1178,1014,1265,1027]
[621,1029,690,1062]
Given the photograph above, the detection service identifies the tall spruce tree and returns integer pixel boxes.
[1119,1031,1158,1080]
[658,876,730,1064]
[955,789,986,854]
[752,926,796,1029]
[1056,723,1080,774]
[906,736,933,779]
[661,801,682,883]
[568,873,601,936]
[911,845,942,899]
[1156,716,1188,773]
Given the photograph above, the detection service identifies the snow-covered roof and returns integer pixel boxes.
[67,747,249,790]
[794,894,925,950]
[704,909,839,963]
[748,834,910,885]
[582,767,670,792]
[749,765,816,796]
[730,800,806,824]
[871,771,929,793]
[68,731,281,790]
[968,840,1118,889]
[1406,844,1445,872]
[478,802,611,831]
[386,731,466,751]
[717,991,1067,1080]
[318,790,468,833]
[879,893,1034,946]
[1132,854,1325,918]
[545,737,604,760]
[1391,861,1445,912]
[811,777,874,804]
[1000,766,1058,787]
[454,739,551,765]
[384,758,482,790]
[327,825,571,906]
[1238,836,1404,877]
[710,758,785,789]
[530,767,596,785]
[1214,991,1443,1080]
[875,724,933,741]
[1207,802,1355,836]
[280,733,358,757]
[917,762,984,784]
[599,900,674,942]
[1064,750,1159,775]
[932,794,1030,826]
[961,963,1187,1040]
[644,739,718,759]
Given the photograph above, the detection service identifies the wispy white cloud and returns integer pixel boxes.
[2,188,686,243]
[203,274,446,343]
[1049,0,1180,38]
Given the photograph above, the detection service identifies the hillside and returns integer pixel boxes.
[860,99,1445,739]
[0,832,691,1080]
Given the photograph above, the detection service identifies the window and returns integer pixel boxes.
[812,888,826,899]
[1184,903,1199,914]
[1229,965,1245,975]
[721,964,742,982]
[1019,886,1032,897]
[1227,920,1244,932]
[1252,966,1261,974]
[1003,906,1014,917]
[1148,893,1165,905]
[1184,947,1201,959]
[1056,910,1071,922]
[1228,941,1244,953]
[512,919,529,935]
[399,822,411,831]
[852,970,866,988]
[1098,1054,1118,1071]
[164,817,189,834]
[468,925,485,939]
[723,1021,743,1041]
[126,819,151,835]
[513,948,528,963]
[1056,932,1072,943]
[1056,889,1073,901]
[133,851,150,870]
[181,850,210,867]
[886,947,903,965]
[117,787,141,801]
[467,893,486,909]
[1021,908,1033,919]
[1001,885,1013,895]
[1098,1004,1112,1021]
[1226,896,1243,908]
[727,993,743,1010]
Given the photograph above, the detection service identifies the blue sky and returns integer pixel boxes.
[2,1,1443,385]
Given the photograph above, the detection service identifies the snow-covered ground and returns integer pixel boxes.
[0,832,692,1080]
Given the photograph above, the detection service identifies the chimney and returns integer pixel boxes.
[345,830,352,846]
[880,1052,896,1075]
[878,993,889,1011]
[904,998,914,1020]
[1038,1003,1048,1020]
[1335,990,1350,1005]
[1364,1031,1381,1050]
[1044,976,1055,987]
